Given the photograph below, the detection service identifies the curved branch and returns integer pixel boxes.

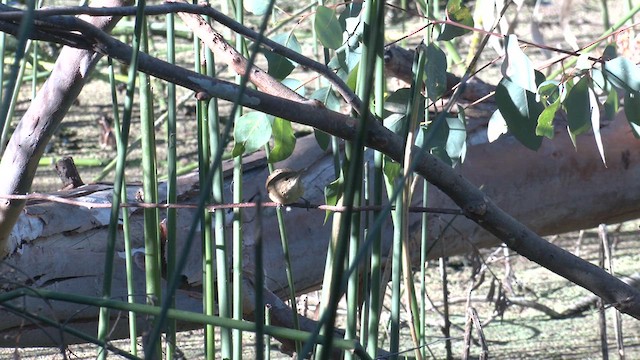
[0,2,364,113]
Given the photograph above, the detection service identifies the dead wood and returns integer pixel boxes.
[55,157,85,190]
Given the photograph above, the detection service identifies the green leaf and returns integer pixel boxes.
[311,87,340,150]
[438,0,474,41]
[446,107,467,165]
[588,87,606,165]
[603,57,640,93]
[324,175,343,223]
[603,43,617,61]
[624,91,640,126]
[604,87,618,120]
[314,129,330,150]
[384,88,411,115]
[232,112,272,157]
[243,0,269,16]
[563,76,592,136]
[591,68,611,93]
[315,6,343,50]
[487,110,508,142]
[268,117,296,163]
[346,62,359,91]
[244,0,270,15]
[327,47,361,81]
[502,34,536,92]
[425,43,448,101]
[383,113,405,135]
[338,1,362,30]
[495,78,544,150]
[384,88,425,126]
[534,70,546,87]
[264,33,301,80]
[281,78,306,97]
[537,80,560,101]
[536,98,559,139]
[417,113,452,165]
[383,156,402,181]
[311,87,342,112]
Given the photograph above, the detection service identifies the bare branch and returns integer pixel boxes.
[0,2,363,112]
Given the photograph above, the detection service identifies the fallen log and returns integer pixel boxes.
[1,110,639,346]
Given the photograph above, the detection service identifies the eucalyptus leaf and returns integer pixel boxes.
[487,110,508,143]
[384,88,412,115]
[502,34,536,92]
[563,76,592,136]
[537,80,560,103]
[384,88,425,125]
[417,113,452,165]
[327,53,349,80]
[383,113,406,135]
[536,98,559,139]
[603,57,640,93]
[311,87,340,150]
[588,87,605,165]
[624,91,640,127]
[324,176,344,223]
[446,108,466,165]
[495,78,544,150]
[603,43,617,61]
[425,43,448,101]
[590,68,610,93]
[281,78,306,97]
[315,6,343,50]
[314,129,330,150]
[383,156,402,181]
[346,62,359,91]
[438,0,474,41]
[232,112,272,157]
[264,33,301,80]
[338,2,362,30]
[244,0,270,15]
[311,86,341,112]
[604,87,618,120]
[268,117,296,163]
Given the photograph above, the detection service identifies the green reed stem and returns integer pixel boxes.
[165,10,178,360]
[97,0,145,356]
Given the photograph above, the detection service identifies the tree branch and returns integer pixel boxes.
[0,2,363,112]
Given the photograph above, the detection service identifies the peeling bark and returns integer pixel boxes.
[0,0,132,258]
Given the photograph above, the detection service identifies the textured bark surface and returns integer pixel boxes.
[0,0,131,258]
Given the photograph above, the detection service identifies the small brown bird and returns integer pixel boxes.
[265,168,305,205]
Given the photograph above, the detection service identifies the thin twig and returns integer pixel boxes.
[0,192,463,214]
